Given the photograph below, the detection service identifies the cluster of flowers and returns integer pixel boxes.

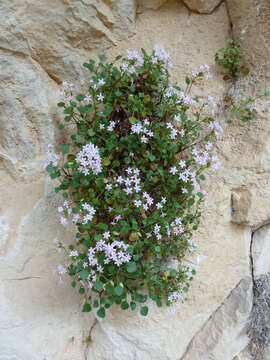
[68,235,131,289]
[45,46,226,318]
[192,64,212,80]
[170,161,201,193]
[58,81,73,105]
[134,191,155,212]
[81,202,96,224]
[131,119,154,144]
[76,142,102,176]
[113,167,141,196]
[57,200,72,226]
[166,121,185,140]
[43,144,59,169]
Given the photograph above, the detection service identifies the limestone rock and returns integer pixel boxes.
[252,224,270,277]
[137,0,167,12]
[231,188,252,225]
[182,0,223,14]
[226,0,270,90]
[181,278,253,360]
[4,0,136,83]
[1,0,270,358]
[0,53,57,181]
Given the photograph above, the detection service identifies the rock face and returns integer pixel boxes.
[182,0,223,14]
[252,225,270,277]
[1,0,270,359]
[181,278,253,360]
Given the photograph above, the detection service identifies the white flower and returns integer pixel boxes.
[97,265,103,273]
[154,224,161,235]
[108,121,116,132]
[122,61,129,71]
[134,199,142,208]
[143,203,149,211]
[97,93,104,102]
[82,203,96,224]
[179,129,185,137]
[153,44,170,64]
[84,94,92,103]
[205,141,213,150]
[179,160,186,168]
[98,78,105,86]
[57,264,67,276]
[141,135,148,143]
[43,144,59,169]
[99,123,105,130]
[76,142,102,176]
[131,122,143,134]
[73,214,80,223]
[168,291,182,304]
[106,184,112,191]
[103,231,110,240]
[124,187,133,195]
[60,217,68,226]
[126,49,144,67]
[70,250,78,257]
[156,202,163,210]
[170,166,178,175]
[117,176,124,185]
[170,128,178,140]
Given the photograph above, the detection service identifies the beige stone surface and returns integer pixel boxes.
[252,224,270,277]
[137,0,167,12]
[181,277,253,360]
[1,0,270,359]
[182,0,223,14]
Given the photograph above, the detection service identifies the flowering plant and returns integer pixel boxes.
[45,47,222,318]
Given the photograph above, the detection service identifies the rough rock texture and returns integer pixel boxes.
[181,277,253,360]
[252,225,270,277]
[182,0,223,14]
[137,0,167,12]
[1,0,270,359]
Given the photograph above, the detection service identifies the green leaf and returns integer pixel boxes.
[265,90,270,97]
[79,269,89,280]
[79,287,85,294]
[94,279,104,292]
[76,94,84,101]
[121,301,129,310]
[103,157,111,166]
[140,306,148,316]
[97,223,108,231]
[82,303,91,312]
[130,301,136,311]
[98,54,106,62]
[61,144,69,155]
[97,307,105,318]
[58,123,64,130]
[114,284,124,296]
[126,262,137,273]
[129,116,136,124]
